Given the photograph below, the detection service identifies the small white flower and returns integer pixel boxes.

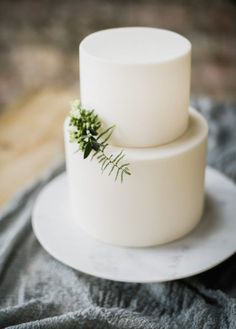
[71,99,80,110]
[69,125,78,133]
[70,100,81,119]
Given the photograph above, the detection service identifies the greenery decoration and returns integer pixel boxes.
[69,100,131,182]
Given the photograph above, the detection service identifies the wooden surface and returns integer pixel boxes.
[0,88,76,207]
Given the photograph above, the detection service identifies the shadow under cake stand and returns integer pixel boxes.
[32,167,236,283]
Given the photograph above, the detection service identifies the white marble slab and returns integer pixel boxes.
[32,167,236,282]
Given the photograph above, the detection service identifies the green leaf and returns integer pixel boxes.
[112,150,123,164]
[115,153,125,165]
[91,140,100,151]
[103,161,110,171]
[101,158,108,170]
[108,165,115,176]
[91,149,100,160]
[97,153,104,160]
[101,128,114,144]
[124,169,131,175]
[119,163,130,169]
[100,143,108,151]
[97,126,114,140]
[121,170,124,183]
[84,142,92,159]
[115,168,120,181]
[89,128,97,135]
[98,156,106,163]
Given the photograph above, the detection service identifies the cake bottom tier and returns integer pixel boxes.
[64,108,208,247]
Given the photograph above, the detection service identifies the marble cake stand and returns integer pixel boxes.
[32,167,236,283]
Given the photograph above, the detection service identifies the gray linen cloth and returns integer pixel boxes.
[0,99,236,329]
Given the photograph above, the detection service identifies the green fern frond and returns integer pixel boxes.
[68,100,131,182]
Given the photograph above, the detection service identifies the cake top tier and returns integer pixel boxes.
[80,27,191,64]
[79,27,191,148]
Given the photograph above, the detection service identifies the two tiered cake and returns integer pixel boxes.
[64,27,208,247]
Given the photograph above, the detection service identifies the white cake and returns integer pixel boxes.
[80,27,191,147]
[64,27,208,247]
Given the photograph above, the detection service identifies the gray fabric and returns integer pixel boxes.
[0,99,236,329]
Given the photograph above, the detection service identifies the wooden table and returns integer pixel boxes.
[0,88,76,207]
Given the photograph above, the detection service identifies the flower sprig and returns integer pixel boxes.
[69,100,131,182]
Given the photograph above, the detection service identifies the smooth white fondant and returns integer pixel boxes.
[64,109,208,247]
[79,27,191,147]
[32,167,236,283]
